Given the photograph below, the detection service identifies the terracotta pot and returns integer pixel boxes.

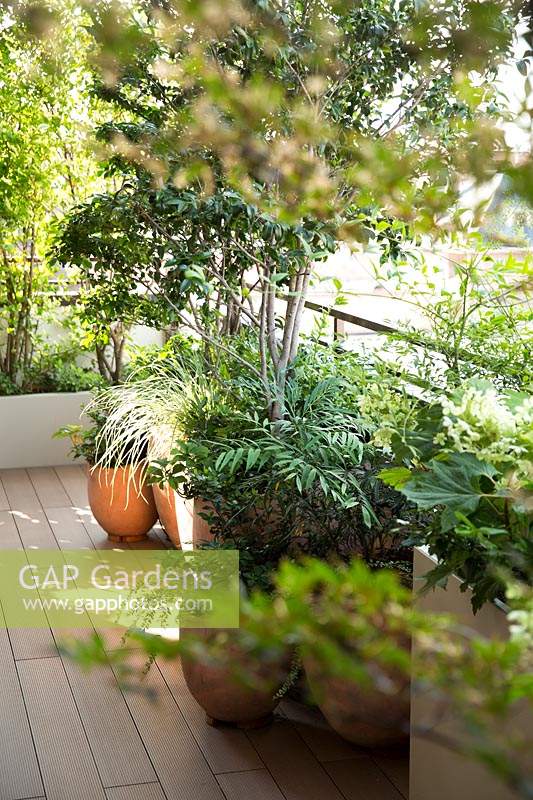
[181,628,286,728]
[88,465,158,543]
[152,488,213,550]
[153,483,181,548]
[191,497,214,547]
[304,653,410,747]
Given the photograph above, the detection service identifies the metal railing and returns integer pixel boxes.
[303,300,399,338]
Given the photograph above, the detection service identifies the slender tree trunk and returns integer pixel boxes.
[269,263,310,421]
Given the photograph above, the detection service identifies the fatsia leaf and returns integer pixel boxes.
[402,453,498,531]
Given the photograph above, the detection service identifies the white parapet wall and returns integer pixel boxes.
[0,392,91,469]
[410,547,528,800]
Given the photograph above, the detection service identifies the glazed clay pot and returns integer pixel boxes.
[181,628,286,729]
[88,466,158,543]
[153,484,181,548]
[304,654,410,747]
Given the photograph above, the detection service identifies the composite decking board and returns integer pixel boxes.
[0,616,45,800]
[0,477,9,511]
[216,768,286,800]
[11,508,59,550]
[324,757,405,800]
[157,657,264,775]
[28,467,71,509]
[8,627,58,663]
[0,508,24,549]
[0,469,42,512]
[54,464,89,509]
[111,654,226,800]
[59,656,158,788]
[279,700,363,763]
[0,468,408,800]
[82,514,119,549]
[0,508,58,661]
[105,783,167,800]
[16,656,107,800]
[247,718,345,800]
[44,505,96,550]
[370,749,409,800]
[132,529,170,550]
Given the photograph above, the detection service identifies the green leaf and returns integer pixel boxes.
[379,466,412,489]
[402,453,498,531]
[245,448,261,471]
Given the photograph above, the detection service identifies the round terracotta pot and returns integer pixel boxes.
[181,628,286,729]
[304,653,410,747]
[88,465,158,543]
[153,483,181,548]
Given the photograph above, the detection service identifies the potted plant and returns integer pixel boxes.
[55,400,157,543]
[80,348,205,548]
[151,364,425,742]
[380,379,533,613]
[179,552,291,730]
[239,556,533,797]
[380,379,533,798]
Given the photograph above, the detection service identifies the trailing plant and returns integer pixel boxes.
[381,380,533,611]
[242,559,533,799]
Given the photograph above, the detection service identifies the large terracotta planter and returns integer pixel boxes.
[181,628,287,728]
[191,497,213,547]
[152,488,213,550]
[304,653,410,748]
[88,465,158,543]
[153,484,181,548]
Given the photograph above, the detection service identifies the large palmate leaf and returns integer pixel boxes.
[401,453,499,531]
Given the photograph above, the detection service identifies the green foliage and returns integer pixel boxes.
[23,362,106,394]
[242,559,533,798]
[381,380,533,610]
[75,0,522,229]
[0,252,56,385]
[0,1,109,389]
[0,2,105,241]
[54,392,146,466]
[51,0,528,417]
[0,372,19,396]
[149,359,423,561]
[379,248,533,391]
[67,557,533,798]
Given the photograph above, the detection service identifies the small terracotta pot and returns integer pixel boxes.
[88,466,158,543]
[153,484,181,548]
[181,628,286,729]
[304,653,410,747]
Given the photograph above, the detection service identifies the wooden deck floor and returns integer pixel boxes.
[0,466,409,800]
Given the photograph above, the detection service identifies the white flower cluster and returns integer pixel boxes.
[359,385,414,451]
[440,384,533,466]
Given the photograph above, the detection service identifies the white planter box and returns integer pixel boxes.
[410,547,529,800]
[0,392,91,469]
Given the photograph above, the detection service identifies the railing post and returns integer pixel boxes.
[333,316,346,340]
